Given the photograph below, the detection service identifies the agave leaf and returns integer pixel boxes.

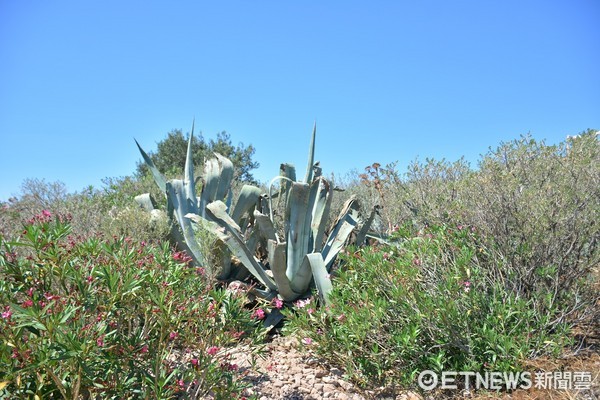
[285,183,312,281]
[203,202,277,291]
[184,129,197,210]
[322,196,361,270]
[216,240,233,280]
[166,181,204,265]
[304,252,333,305]
[307,178,332,253]
[135,139,167,193]
[277,163,296,206]
[355,204,381,246]
[254,210,278,243]
[303,122,316,184]
[268,239,300,301]
[289,252,315,295]
[135,193,156,212]
[214,153,234,201]
[199,154,234,216]
[199,158,219,215]
[230,185,261,226]
[263,308,285,330]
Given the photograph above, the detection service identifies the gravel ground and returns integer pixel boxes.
[221,335,599,400]
[226,335,421,400]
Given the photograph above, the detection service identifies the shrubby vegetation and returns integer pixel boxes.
[285,224,573,387]
[0,128,598,397]
[285,130,599,388]
[0,211,261,398]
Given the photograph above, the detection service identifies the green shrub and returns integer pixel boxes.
[350,130,599,329]
[0,211,261,399]
[284,224,572,388]
[0,175,169,244]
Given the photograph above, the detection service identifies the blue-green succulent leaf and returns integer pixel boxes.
[268,239,301,301]
[135,139,167,193]
[322,196,361,270]
[303,122,316,184]
[305,252,333,305]
[203,201,277,291]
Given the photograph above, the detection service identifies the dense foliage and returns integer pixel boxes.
[285,224,573,387]
[0,212,261,399]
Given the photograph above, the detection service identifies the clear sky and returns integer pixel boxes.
[1,0,598,201]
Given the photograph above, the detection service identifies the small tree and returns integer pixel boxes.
[136,129,259,183]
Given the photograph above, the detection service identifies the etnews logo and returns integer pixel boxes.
[418,370,593,391]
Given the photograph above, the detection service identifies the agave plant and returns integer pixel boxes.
[135,122,376,305]
[135,122,262,274]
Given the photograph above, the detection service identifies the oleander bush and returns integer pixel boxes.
[0,211,262,399]
[284,224,574,388]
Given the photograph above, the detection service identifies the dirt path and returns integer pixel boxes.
[228,335,374,400]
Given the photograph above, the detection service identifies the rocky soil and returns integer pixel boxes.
[221,335,599,400]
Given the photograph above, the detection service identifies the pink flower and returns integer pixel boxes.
[1,309,12,320]
[177,379,185,388]
[169,331,178,340]
[206,346,219,356]
[302,337,313,345]
[97,335,104,347]
[41,210,52,218]
[191,358,199,366]
[462,281,471,293]
[336,313,347,322]
[222,363,238,371]
[294,298,311,308]
[307,308,315,315]
[44,293,60,301]
[141,345,149,353]
[252,308,266,320]
[272,298,284,309]
[413,258,422,266]
[22,299,33,308]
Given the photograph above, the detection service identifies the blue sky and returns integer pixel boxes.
[1,0,598,201]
